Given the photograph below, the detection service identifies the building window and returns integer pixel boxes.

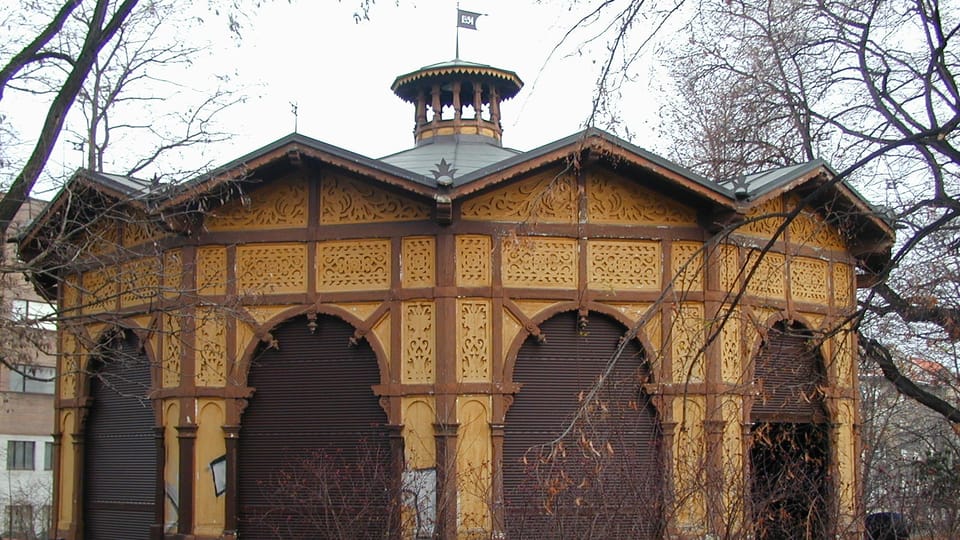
[7,364,55,394]
[6,441,35,470]
[44,442,54,471]
[11,298,56,330]
[4,504,33,538]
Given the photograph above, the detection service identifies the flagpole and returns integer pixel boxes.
[455,1,460,59]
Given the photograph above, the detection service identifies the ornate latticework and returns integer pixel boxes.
[672,242,704,292]
[587,239,661,290]
[61,274,80,315]
[317,239,391,291]
[456,235,491,287]
[163,250,183,299]
[739,197,784,237]
[720,309,742,384]
[81,267,116,314]
[121,215,162,247]
[195,307,227,387]
[237,243,307,295]
[206,176,308,230]
[458,300,491,382]
[320,174,430,223]
[745,251,786,298]
[502,237,577,289]
[790,257,829,305]
[718,244,740,291]
[401,237,435,288]
[587,170,696,224]
[833,263,853,308]
[162,312,182,388]
[460,168,577,223]
[403,301,435,383]
[59,332,80,399]
[118,257,161,308]
[196,247,227,296]
[672,303,705,383]
[788,206,846,251]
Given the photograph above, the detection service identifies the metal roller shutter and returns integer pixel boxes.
[503,312,662,539]
[83,331,157,540]
[238,315,391,539]
[752,325,825,422]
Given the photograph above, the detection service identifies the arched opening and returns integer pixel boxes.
[750,321,830,539]
[503,311,662,538]
[83,330,158,540]
[237,315,393,539]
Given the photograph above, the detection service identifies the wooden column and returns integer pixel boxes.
[176,423,197,536]
[221,424,241,540]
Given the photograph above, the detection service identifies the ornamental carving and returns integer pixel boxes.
[122,214,162,247]
[196,247,227,296]
[458,300,491,382]
[744,251,786,298]
[78,219,119,255]
[790,257,829,305]
[372,313,391,362]
[739,197,784,237]
[460,167,577,223]
[206,176,308,230]
[789,209,846,251]
[720,310,742,384]
[402,237,435,288]
[672,242,704,292]
[237,243,307,295]
[672,303,705,383]
[586,170,696,225]
[834,263,853,308]
[320,174,430,224]
[162,312,182,388]
[456,235,491,287]
[833,328,855,387]
[60,332,79,399]
[502,237,577,289]
[587,240,660,290]
[82,267,116,314]
[62,274,80,315]
[718,244,740,291]
[119,257,161,308]
[195,307,227,387]
[317,239,391,291]
[403,302,435,383]
[502,310,523,365]
[163,250,183,299]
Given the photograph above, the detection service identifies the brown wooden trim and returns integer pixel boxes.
[433,421,459,540]
[152,426,165,540]
[176,421,197,535]
[222,424,241,539]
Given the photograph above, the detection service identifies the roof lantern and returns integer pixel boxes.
[391,59,523,147]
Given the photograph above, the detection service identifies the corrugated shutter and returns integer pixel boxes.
[238,315,391,539]
[83,331,157,540]
[503,312,662,539]
[752,325,825,422]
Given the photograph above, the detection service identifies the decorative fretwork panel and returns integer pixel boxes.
[502,237,577,289]
[458,300,491,382]
[237,243,307,295]
[739,197,784,237]
[402,301,435,384]
[672,241,704,292]
[163,250,183,299]
[402,237,435,288]
[196,246,227,296]
[121,215,163,247]
[460,168,577,223]
[162,312,182,388]
[672,396,707,526]
[789,210,846,251]
[744,251,786,299]
[320,173,430,223]
[59,332,80,399]
[79,219,119,255]
[456,397,492,533]
[720,309,742,384]
[587,169,697,224]
[456,235,491,287]
[672,303,705,383]
[195,307,227,387]
[119,257,161,308]
[718,244,740,291]
[587,239,660,290]
[81,267,116,314]
[790,257,829,305]
[833,326,855,388]
[833,263,853,308]
[61,274,80,315]
[317,239,391,291]
[206,176,308,230]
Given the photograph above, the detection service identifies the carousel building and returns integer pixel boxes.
[19,59,892,539]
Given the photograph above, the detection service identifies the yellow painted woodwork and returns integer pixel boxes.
[234,320,255,383]
[718,244,740,291]
[333,302,383,322]
[510,300,561,322]
[601,302,653,325]
[237,242,307,295]
[243,305,290,327]
[719,310,743,384]
[402,301,435,384]
[745,250,786,299]
[457,299,492,382]
[402,397,436,469]
[587,239,661,291]
[401,236,436,288]
[61,274,80,315]
[119,257,161,308]
[59,332,80,399]
[317,239,391,292]
[81,267,116,314]
[319,173,430,224]
[586,169,697,225]
[457,396,492,536]
[501,310,523,366]
[455,235,491,287]
[164,401,180,532]
[672,241,704,292]
[720,396,745,533]
[501,237,577,289]
[372,312,391,366]
[206,175,308,230]
[789,208,846,251]
[196,246,227,296]
[672,396,707,532]
[790,256,829,305]
[195,307,227,387]
[833,263,853,308]
[57,411,75,528]
[195,400,226,536]
[460,167,576,223]
[834,399,858,533]
[672,303,706,383]
[163,250,183,299]
[739,197,784,238]
[121,214,162,247]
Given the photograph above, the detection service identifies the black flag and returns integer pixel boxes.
[457,9,482,30]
